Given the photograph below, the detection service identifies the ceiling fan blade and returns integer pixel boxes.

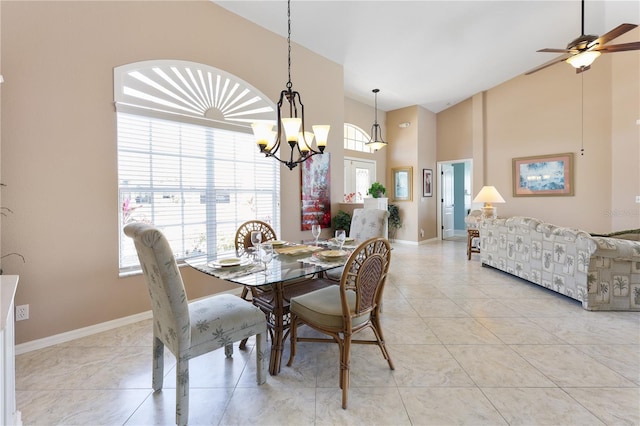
[594,23,637,47]
[524,54,572,75]
[595,41,640,53]
[538,48,573,53]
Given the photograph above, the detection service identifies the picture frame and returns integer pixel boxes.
[422,168,433,197]
[392,166,412,201]
[512,152,574,197]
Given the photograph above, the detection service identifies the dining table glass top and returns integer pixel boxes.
[184,240,355,286]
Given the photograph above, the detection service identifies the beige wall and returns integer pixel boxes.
[437,98,473,162]
[1,1,343,343]
[437,28,640,233]
[386,105,438,242]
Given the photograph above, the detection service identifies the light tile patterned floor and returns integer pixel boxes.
[15,240,640,425]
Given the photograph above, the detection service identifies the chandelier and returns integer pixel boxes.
[365,88,387,151]
[251,0,330,170]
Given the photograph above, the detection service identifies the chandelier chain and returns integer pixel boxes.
[287,0,292,89]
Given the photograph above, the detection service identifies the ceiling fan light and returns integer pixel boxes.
[566,50,601,69]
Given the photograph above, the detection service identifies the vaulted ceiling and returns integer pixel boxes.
[214,1,640,113]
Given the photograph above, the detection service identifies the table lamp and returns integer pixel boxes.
[472,186,505,219]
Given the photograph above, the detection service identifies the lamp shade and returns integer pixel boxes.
[473,186,505,206]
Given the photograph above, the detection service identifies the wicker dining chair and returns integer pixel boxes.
[235,220,277,299]
[124,222,268,426]
[287,237,394,409]
[234,220,277,257]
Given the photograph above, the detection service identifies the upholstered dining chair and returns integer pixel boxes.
[325,208,389,281]
[287,237,394,409]
[124,222,268,426]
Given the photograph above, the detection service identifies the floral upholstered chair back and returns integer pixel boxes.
[124,222,189,354]
[350,208,389,241]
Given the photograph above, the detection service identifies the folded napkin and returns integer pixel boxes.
[209,263,265,280]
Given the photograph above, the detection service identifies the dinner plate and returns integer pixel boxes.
[317,250,349,259]
[208,257,250,268]
[270,240,286,246]
[330,237,355,244]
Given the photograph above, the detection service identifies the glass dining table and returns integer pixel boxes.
[185,242,350,375]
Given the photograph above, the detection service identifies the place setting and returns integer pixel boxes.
[299,230,353,267]
[206,255,265,279]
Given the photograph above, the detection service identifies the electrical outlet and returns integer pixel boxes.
[636,195,640,203]
[15,304,29,321]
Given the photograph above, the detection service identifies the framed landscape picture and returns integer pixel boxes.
[512,153,574,197]
[392,166,412,201]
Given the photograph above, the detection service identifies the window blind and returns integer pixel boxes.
[117,112,281,273]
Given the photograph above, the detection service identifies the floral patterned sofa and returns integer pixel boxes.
[479,216,640,311]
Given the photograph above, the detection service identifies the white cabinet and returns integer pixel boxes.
[1,275,19,425]
[363,197,388,211]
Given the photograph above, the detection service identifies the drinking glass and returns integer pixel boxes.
[311,224,321,245]
[335,229,346,251]
[259,243,274,274]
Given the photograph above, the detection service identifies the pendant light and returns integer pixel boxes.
[251,0,330,170]
[365,88,388,151]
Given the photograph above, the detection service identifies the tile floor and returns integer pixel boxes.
[15,240,640,425]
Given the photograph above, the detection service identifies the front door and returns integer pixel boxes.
[344,158,376,202]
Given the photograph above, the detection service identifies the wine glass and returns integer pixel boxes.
[311,224,321,245]
[259,243,274,273]
[335,229,346,251]
[250,231,262,250]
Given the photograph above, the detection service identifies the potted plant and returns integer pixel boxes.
[367,182,387,198]
[388,204,402,241]
[332,210,352,236]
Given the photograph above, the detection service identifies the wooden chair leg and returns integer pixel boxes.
[341,334,351,409]
[286,315,298,367]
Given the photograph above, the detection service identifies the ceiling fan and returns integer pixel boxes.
[525,0,640,75]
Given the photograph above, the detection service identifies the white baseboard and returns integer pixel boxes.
[15,288,242,355]
[392,237,439,246]
[15,311,153,355]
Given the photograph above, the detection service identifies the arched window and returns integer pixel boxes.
[343,123,373,153]
[115,60,280,273]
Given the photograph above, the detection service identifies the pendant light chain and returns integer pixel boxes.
[580,73,584,156]
[287,0,292,89]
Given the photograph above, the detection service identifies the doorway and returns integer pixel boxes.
[437,159,472,240]
[344,157,376,202]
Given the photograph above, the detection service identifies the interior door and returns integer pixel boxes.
[441,164,455,239]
